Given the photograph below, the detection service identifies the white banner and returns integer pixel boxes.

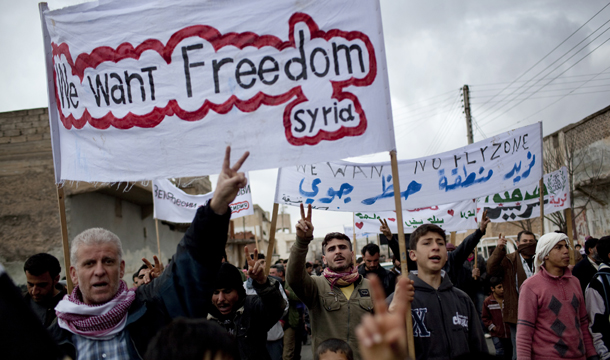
[41,0,395,183]
[343,225,370,240]
[275,123,542,211]
[353,200,478,234]
[478,166,570,222]
[153,175,254,223]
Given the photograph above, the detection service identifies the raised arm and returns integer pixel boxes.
[287,204,318,308]
[487,235,508,276]
[247,247,287,331]
[450,210,490,266]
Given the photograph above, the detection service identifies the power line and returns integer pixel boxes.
[425,91,464,155]
[471,76,610,93]
[470,71,610,86]
[472,1,610,116]
[390,89,459,112]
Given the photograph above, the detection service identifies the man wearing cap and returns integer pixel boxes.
[516,233,598,360]
[208,249,285,360]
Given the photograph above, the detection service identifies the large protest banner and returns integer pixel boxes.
[478,166,570,222]
[275,123,542,211]
[353,200,478,234]
[40,0,395,183]
[153,175,254,223]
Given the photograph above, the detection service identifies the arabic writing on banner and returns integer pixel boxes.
[352,200,477,234]
[41,0,395,183]
[153,175,254,223]
[275,123,542,211]
[343,226,370,240]
[478,166,570,222]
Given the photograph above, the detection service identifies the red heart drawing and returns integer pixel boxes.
[447,210,454,216]
[388,218,396,222]
[355,222,364,229]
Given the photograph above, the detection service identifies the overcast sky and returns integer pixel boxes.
[1,0,609,237]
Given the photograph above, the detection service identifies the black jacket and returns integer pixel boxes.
[208,277,286,360]
[49,204,231,359]
[357,263,396,297]
[23,283,67,328]
[573,256,598,294]
[388,272,487,360]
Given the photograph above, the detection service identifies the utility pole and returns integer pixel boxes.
[463,85,474,145]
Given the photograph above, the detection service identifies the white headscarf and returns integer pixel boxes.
[534,232,569,273]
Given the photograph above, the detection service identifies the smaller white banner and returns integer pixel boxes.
[353,200,478,234]
[343,225,370,240]
[478,166,570,222]
[153,174,254,223]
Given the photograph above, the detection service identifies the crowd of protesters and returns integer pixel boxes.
[2,147,610,360]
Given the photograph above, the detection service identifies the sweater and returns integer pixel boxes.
[517,265,597,360]
[481,294,510,338]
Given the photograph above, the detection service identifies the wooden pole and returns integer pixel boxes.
[352,213,357,254]
[154,218,162,259]
[539,179,545,235]
[56,185,74,293]
[450,231,456,245]
[254,232,260,252]
[265,203,279,275]
[389,150,415,360]
[566,208,575,265]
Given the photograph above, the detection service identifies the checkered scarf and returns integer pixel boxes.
[323,265,359,289]
[55,280,135,340]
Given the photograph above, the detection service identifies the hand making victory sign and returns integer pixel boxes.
[378,218,392,239]
[296,203,314,239]
[210,146,250,215]
[141,255,164,284]
[245,247,266,284]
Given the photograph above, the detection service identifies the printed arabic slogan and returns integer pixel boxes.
[353,200,478,234]
[275,123,543,211]
[40,0,395,183]
[153,175,254,223]
[478,166,570,223]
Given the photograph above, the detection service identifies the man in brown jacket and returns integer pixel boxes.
[487,230,537,360]
[287,204,372,360]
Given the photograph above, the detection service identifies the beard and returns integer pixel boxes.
[328,258,353,272]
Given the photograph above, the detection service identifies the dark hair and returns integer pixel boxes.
[489,276,503,288]
[145,317,237,360]
[133,264,148,281]
[213,263,247,300]
[597,236,610,265]
[356,257,364,265]
[315,338,353,360]
[575,244,582,249]
[585,238,599,256]
[409,224,446,250]
[257,253,265,260]
[361,243,380,257]
[24,253,61,279]
[270,264,285,275]
[275,259,284,265]
[321,233,352,254]
[305,262,313,269]
[517,230,536,243]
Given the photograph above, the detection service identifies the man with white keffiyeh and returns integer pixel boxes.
[49,147,249,360]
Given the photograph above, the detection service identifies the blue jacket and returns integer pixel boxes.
[49,204,231,359]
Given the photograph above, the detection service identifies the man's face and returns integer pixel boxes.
[269,268,284,280]
[363,251,380,271]
[212,288,239,315]
[70,242,125,305]
[323,239,353,272]
[133,269,147,287]
[306,266,313,275]
[26,271,58,303]
[545,240,570,270]
[588,245,598,259]
[409,232,447,273]
[519,234,536,245]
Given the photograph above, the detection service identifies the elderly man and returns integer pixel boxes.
[49,147,249,360]
[287,204,373,360]
[23,253,67,327]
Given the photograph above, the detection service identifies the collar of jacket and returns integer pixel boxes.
[539,264,573,280]
[408,270,452,292]
[208,297,247,321]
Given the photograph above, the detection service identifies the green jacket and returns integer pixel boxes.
[284,283,301,328]
[287,235,373,360]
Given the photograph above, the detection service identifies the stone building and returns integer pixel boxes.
[0,107,211,285]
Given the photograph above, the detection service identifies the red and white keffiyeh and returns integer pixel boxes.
[55,280,136,340]
[323,266,359,289]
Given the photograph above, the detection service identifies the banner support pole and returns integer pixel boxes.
[155,219,162,259]
[265,203,279,275]
[566,208,575,265]
[56,185,74,293]
[390,150,415,360]
[539,178,545,235]
[352,213,357,255]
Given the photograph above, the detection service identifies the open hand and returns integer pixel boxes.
[210,146,250,215]
[357,275,409,360]
[245,247,266,284]
[296,203,314,239]
[378,218,392,239]
[498,233,507,248]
